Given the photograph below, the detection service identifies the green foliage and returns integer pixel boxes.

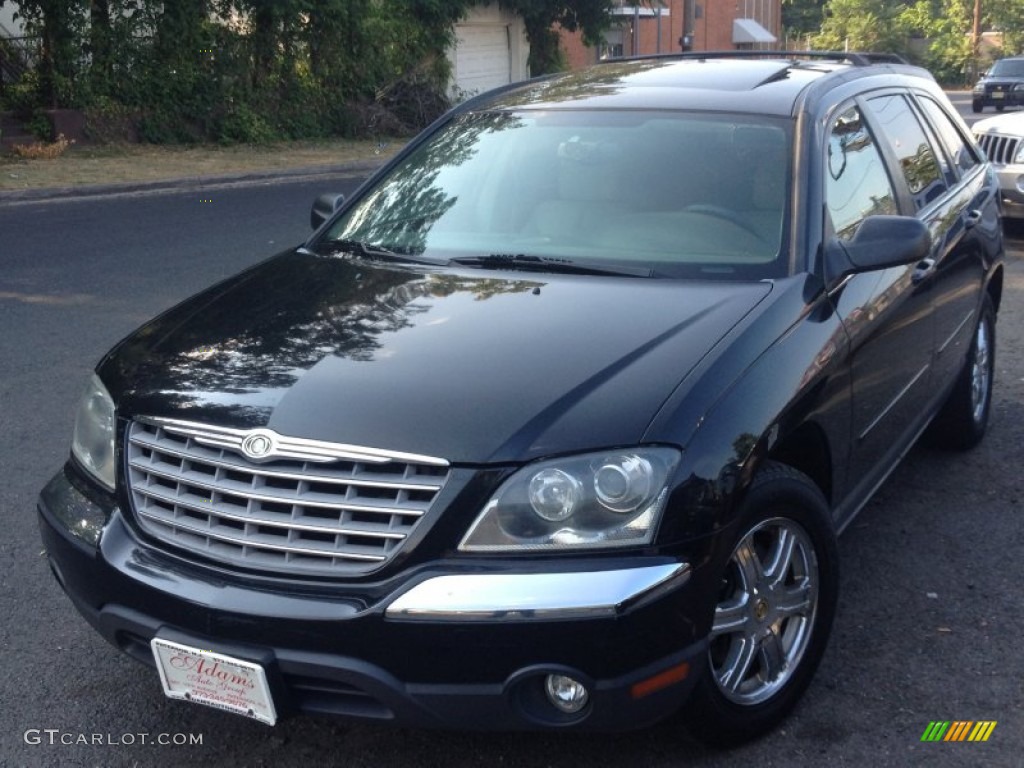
[809,0,1024,83]
[4,0,431,142]
[987,0,1024,56]
[2,72,42,118]
[3,0,619,142]
[899,0,973,82]
[10,0,89,108]
[82,97,139,143]
[813,0,913,54]
[501,0,613,74]
[216,103,278,145]
[26,109,50,140]
[783,0,827,41]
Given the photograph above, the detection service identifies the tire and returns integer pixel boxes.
[685,462,838,746]
[926,295,995,451]
[972,99,983,113]
[996,104,1005,112]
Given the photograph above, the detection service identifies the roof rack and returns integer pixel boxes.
[674,50,910,67]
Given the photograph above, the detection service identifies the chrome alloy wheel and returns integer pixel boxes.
[970,318,991,425]
[709,517,819,706]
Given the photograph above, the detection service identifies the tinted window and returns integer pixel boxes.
[322,111,792,280]
[864,94,946,209]
[917,96,980,176]
[825,106,898,240]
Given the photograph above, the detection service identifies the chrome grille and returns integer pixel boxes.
[974,131,1020,165]
[126,419,450,576]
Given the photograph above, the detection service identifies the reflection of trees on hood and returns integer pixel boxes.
[428,275,540,301]
[115,253,540,418]
[330,112,524,254]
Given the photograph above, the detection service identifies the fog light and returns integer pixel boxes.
[544,674,589,714]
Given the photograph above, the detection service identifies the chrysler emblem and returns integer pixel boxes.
[241,431,275,459]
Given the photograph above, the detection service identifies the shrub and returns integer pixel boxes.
[10,133,74,159]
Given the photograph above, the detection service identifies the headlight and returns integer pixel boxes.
[459,447,681,552]
[71,374,116,491]
[1014,143,1024,164]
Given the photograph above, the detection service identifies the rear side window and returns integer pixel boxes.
[825,106,898,240]
[916,95,980,176]
[864,94,946,209]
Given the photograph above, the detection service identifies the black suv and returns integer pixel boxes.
[39,52,1003,745]
[972,56,1024,112]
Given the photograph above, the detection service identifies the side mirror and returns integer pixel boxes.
[825,215,932,282]
[311,193,346,230]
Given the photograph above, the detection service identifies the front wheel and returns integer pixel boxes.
[685,462,838,746]
[972,99,983,113]
[926,295,995,450]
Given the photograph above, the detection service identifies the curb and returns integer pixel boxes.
[0,158,387,204]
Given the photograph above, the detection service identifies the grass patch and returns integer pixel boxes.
[0,138,402,191]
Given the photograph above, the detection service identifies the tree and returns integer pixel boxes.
[500,0,615,74]
[783,0,828,43]
[987,0,1024,55]
[813,0,912,55]
[0,0,621,142]
[900,0,973,82]
[11,0,87,108]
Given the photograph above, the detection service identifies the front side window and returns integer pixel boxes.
[825,106,898,241]
[864,94,946,210]
[917,95,980,177]
[321,110,792,279]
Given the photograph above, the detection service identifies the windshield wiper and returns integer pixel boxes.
[450,254,653,278]
[317,239,447,266]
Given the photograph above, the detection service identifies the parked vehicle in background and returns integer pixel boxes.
[973,110,1024,218]
[38,52,1004,747]
[972,56,1024,112]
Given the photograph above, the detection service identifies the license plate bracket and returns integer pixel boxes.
[150,638,278,725]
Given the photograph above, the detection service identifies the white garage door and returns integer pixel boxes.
[455,25,511,95]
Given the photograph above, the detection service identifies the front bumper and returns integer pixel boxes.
[974,88,1024,107]
[992,165,1024,218]
[38,467,709,731]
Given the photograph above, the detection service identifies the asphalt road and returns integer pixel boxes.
[1,174,1022,768]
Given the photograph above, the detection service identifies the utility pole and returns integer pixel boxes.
[973,0,982,81]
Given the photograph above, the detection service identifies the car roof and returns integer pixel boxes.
[470,54,937,118]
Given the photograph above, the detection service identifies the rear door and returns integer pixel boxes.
[909,92,999,387]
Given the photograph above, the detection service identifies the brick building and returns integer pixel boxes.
[561,0,780,69]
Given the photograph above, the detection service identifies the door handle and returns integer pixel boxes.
[964,209,983,230]
[912,257,937,284]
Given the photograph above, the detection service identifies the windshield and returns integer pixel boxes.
[990,59,1024,77]
[321,110,792,279]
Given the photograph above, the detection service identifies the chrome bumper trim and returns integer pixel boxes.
[384,563,690,621]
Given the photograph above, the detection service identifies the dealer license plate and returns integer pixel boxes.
[151,638,277,725]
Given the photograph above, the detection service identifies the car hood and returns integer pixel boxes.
[973,110,1024,134]
[105,250,772,464]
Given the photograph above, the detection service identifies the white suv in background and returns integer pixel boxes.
[974,111,1024,218]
